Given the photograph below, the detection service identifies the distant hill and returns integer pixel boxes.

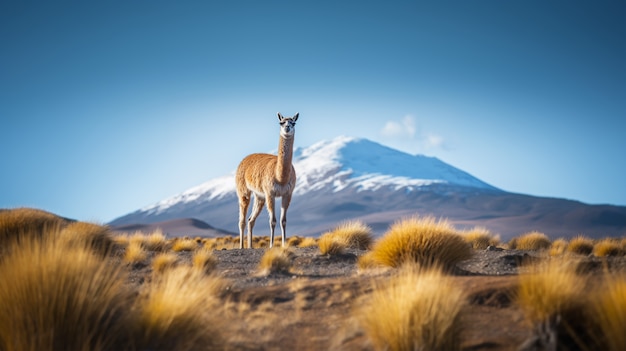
[110,136,626,240]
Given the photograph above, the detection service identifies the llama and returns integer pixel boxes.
[236,112,299,249]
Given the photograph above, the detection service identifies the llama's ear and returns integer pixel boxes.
[293,113,299,121]
[277,112,284,121]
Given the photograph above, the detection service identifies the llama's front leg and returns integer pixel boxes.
[247,194,265,249]
[266,196,277,248]
[238,194,250,249]
[279,194,292,248]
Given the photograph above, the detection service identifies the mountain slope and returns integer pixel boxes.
[110,136,626,240]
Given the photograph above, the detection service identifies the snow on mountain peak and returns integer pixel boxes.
[141,136,497,214]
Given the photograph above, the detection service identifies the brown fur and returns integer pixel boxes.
[236,113,298,249]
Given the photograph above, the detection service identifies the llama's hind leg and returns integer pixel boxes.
[237,194,250,249]
[279,194,292,248]
[266,196,277,248]
[247,194,265,249]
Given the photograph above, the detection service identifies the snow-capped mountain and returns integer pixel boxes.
[110,136,626,240]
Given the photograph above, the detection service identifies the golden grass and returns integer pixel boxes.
[566,235,594,255]
[509,231,551,250]
[357,265,466,351]
[593,238,624,257]
[516,258,594,349]
[323,221,374,250]
[318,232,347,256]
[0,207,67,245]
[287,236,302,247]
[124,240,147,264]
[172,237,199,252]
[258,247,293,275]
[462,226,500,250]
[367,216,472,270]
[592,274,626,351]
[136,266,225,350]
[143,229,169,251]
[549,238,568,256]
[193,249,218,274]
[152,253,179,274]
[59,221,116,256]
[297,236,318,248]
[0,234,134,351]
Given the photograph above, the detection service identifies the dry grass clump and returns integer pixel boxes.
[298,236,318,248]
[322,221,374,250]
[0,207,68,245]
[509,231,551,250]
[124,240,147,264]
[548,238,568,256]
[287,236,302,247]
[592,274,626,351]
[172,237,199,252]
[152,253,179,274]
[366,216,472,270]
[143,229,169,251]
[516,258,594,350]
[136,266,225,350]
[566,235,594,255]
[0,234,134,351]
[193,249,218,274]
[462,226,500,250]
[357,265,466,351]
[60,221,116,255]
[318,232,347,256]
[257,247,293,275]
[593,238,624,257]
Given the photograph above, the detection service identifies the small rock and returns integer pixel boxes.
[486,245,504,252]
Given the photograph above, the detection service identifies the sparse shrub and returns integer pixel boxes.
[357,265,466,351]
[323,221,374,250]
[510,231,551,251]
[124,240,147,264]
[0,234,134,351]
[357,251,384,270]
[516,259,594,350]
[60,221,116,256]
[193,249,218,274]
[462,226,500,250]
[367,216,472,270]
[298,237,318,248]
[136,266,225,350]
[172,237,199,252]
[144,229,169,251]
[594,238,624,257]
[318,232,347,256]
[566,235,594,256]
[0,207,67,245]
[592,275,626,351]
[113,234,130,247]
[549,238,568,256]
[152,253,179,274]
[258,247,293,275]
[287,236,302,247]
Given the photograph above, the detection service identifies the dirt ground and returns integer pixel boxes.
[115,246,626,351]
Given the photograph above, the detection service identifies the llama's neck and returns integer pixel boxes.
[275,135,294,184]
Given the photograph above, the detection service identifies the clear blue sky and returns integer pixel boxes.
[1,0,625,223]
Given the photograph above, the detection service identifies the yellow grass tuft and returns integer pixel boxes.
[367,216,472,270]
[59,221,116,255]
[297,236,318,248]
[193,249,218,274]
[462,226,500,250]
[124,240,147,264]
[136,266,225,350]
[592,275,626,351]
[593,238,624,257]
[357,265,466,351]
[287,236,302,247]
[323,221,374,250]
[258,247,293,275]
[509,231,551,250]
[318,232,347,256]
[549,238,568,256]
[0,234,134,351]
[172,237,199,252]
[152,253,179,274]
[566,235,594,255]
[517,258,593,349]
[144,229,169,251]
[0,207,67,245]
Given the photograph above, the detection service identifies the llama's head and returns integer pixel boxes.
[277,112,299,138]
